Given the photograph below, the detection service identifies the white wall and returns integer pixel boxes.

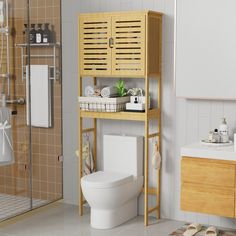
[61,0,236,229]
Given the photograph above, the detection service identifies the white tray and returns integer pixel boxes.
[201,140,233,146]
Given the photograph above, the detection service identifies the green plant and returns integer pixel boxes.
[115,79,127,97]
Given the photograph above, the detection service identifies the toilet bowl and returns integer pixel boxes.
[81,134,143,229]
[81,171,143,229]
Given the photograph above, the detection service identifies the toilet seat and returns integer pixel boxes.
[81,171,133,189]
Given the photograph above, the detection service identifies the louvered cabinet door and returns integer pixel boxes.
[79,16,112,76]
[111,14,146,77]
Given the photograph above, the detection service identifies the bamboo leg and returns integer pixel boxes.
[93,77,97,171]
[156,17,163,220]
[79,117,83,216]
[144,75,150,226]
[78,75,83,216]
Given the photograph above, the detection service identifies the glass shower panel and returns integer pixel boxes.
[0,0,31,221]
[29,0,63,206]
[0,0,62,222]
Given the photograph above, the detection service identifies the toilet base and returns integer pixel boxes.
[90,198,138,229]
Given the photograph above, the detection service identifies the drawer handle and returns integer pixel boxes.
[109,37,114,48]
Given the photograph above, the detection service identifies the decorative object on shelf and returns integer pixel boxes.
[115,79,127,97]
[78,96,130,112]
[85,85,102,97]
[127,88,143,96]
[101,86,118,98]
[126,95,150,112]
[204,118,230,144]
[152,141,161,170]
[201,140,233,146]
[219,117,229,143]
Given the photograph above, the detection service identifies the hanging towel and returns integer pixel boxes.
[85,85,102,97]
[152,141,161,170]
[0,106,11,124]
[26,65,52,128]
[0,120,14,166]
[101,86,118,98]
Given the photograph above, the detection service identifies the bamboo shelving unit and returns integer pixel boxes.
[78,10,162,226]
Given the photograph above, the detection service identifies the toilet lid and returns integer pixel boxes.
[81,171,133,189]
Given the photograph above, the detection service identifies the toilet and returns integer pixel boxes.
[81,134,143,229]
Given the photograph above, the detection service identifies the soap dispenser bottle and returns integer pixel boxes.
[29,24,36,43]
[36,23,43,43]
[219,118,229,143]
[42,23,51,43]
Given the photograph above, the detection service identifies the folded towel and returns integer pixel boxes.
[101,86,118,98]
[183,223,202,236]
[85,86,102,97]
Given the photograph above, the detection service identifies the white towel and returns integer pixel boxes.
[26,65,52,128]
[0,107,11,124]
[85,86,94,97]
[0,120,14,166]
[101,86,118,98]
[85,86,102,97]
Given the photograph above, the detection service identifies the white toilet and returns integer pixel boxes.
[81,134,143,229]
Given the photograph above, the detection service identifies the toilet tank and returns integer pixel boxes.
[103,134,143,177]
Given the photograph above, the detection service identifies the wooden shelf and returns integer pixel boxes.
[80,109,160,121]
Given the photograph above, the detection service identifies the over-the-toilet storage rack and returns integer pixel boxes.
[78,10,162,226]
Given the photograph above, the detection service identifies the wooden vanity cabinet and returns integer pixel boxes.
[181,157,236,218]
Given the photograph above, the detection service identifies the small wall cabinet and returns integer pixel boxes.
[181,157,236,218]
[79,11,161,77]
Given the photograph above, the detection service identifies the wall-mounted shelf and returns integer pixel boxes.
[78,10,162,227]
[16,42,61,81]
[16,43,60,47]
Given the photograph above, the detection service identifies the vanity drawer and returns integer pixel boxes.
[181,157,235,188]
[181,183,235,218]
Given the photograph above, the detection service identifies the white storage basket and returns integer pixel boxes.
[78,96,130,112]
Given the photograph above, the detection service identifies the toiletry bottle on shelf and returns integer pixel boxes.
[29,24,36,43]
[212,129,220,143]
[36,23,43,43]
[219,118,229,143]
[42,23,51,43]
[50,24,56,43]
[23,24,28,42]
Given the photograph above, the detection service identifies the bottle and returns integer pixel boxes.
[219,118,229,143]
[29,24,36,43]
[212,129,220,143]
[42,23,51,43]
[23,24,28,42]
[36,23,43,43]
[50,24,56,43]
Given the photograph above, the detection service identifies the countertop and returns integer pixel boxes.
[181,142,236,162]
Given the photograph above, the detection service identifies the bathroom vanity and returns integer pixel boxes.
[180,143,236,218]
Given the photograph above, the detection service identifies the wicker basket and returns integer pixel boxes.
[78,96,130,112]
